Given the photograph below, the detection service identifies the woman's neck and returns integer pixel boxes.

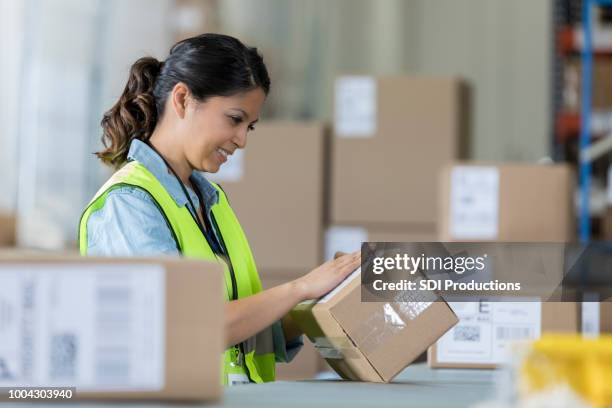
[148,130,192,186]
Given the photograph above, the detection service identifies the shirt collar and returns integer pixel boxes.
[127,139,219,211]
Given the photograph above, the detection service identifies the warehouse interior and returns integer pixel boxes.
[0,0,611,407]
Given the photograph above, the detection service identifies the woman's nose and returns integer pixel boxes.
[233,128,248,149]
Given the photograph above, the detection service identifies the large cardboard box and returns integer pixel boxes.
[428,302,580,369]
[331,76,469,228]
[431,163,577,368]
[291,269,458,382]
[260,273,324,380]
[0,253,224,401]
[438,163,575,242]
[209,121,327,275]
[0,213,16,247]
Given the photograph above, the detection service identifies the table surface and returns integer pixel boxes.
[1,364,500,408]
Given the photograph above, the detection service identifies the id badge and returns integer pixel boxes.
[227,373,250,386]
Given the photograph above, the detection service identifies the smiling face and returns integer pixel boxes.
[180,87,266,173]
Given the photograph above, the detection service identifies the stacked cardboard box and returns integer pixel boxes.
[327,75,469,260]
[0,213,16,247]
[429,162,579,368]
[0,253,224,401]
[565,58,612,111]
[210,121,327,277]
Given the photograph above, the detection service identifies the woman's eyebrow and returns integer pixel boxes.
[229,108,248,118]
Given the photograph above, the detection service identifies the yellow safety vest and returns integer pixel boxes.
[78,160,276,385]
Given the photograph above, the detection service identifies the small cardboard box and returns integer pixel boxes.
[428,301,580,369]
[331,76,469,228]
[0,253,224,401]
[291,269,458,382]
[210,121,327,275]
[0,213,16,247]
[438,163,575,242]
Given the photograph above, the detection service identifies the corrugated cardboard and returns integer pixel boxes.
[211,121,327,275]
[438,163,575,242]
[0,253,224,401]
[331,76,469,228]
[291,270,458,382]
[0,213,16,247]
[428,302,580,369]
[260,273,323,380]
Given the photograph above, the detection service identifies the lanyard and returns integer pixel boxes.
[144,140,252,381]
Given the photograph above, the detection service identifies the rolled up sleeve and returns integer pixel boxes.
[86,187,180,257]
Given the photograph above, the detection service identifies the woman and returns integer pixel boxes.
[78,33,360,385]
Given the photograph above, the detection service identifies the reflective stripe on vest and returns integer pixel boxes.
[78,161,276,384]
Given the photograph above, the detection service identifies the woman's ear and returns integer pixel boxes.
[170,82,190,119]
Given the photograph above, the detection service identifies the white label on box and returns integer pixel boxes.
[0,264,166,391]
[318,268,361,304]
[450,166,500,240]
[334,76,377,138]
[437,300,541,365]
[207,149,244,183]
[581,294,600,337]
[325,226,369,261]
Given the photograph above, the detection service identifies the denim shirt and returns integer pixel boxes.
[86,139,302,363]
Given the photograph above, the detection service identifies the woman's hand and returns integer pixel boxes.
[294,250,361,302]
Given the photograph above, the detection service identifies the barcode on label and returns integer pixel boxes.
[95,286,132,383]
[453,326,480,342]
[495,326,532,341]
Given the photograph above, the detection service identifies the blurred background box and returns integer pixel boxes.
[564,58,612,111]
[260,273,324,380]
[331,76,469,229]
[0,254,224,401]
[0,213,16,247]
[210,121,327,276]
[431,163,578,369]
[438,163,575,242]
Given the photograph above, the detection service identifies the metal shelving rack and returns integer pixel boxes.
[579,0,612,242]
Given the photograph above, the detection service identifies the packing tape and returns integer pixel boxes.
[351,300,434,355]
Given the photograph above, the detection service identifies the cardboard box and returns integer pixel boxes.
[428,301,580,369]
[565,58,612,110]
[291,269,458,382]
[325,225,437,261]
[331,76,469,228]
[0,253,224,401]
[209,121,327,275]
[260,273,324,380]
[0,213,16,247]
[438,163,575,242]
[431,165,577,368]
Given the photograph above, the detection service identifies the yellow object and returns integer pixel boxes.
[520,334,612,408]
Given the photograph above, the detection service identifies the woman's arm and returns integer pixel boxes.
[225,251,360,347]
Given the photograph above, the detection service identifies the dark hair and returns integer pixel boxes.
[97,33,271,168]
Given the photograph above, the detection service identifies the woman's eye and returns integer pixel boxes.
[248,124,255,132]
[230,116,243,124]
